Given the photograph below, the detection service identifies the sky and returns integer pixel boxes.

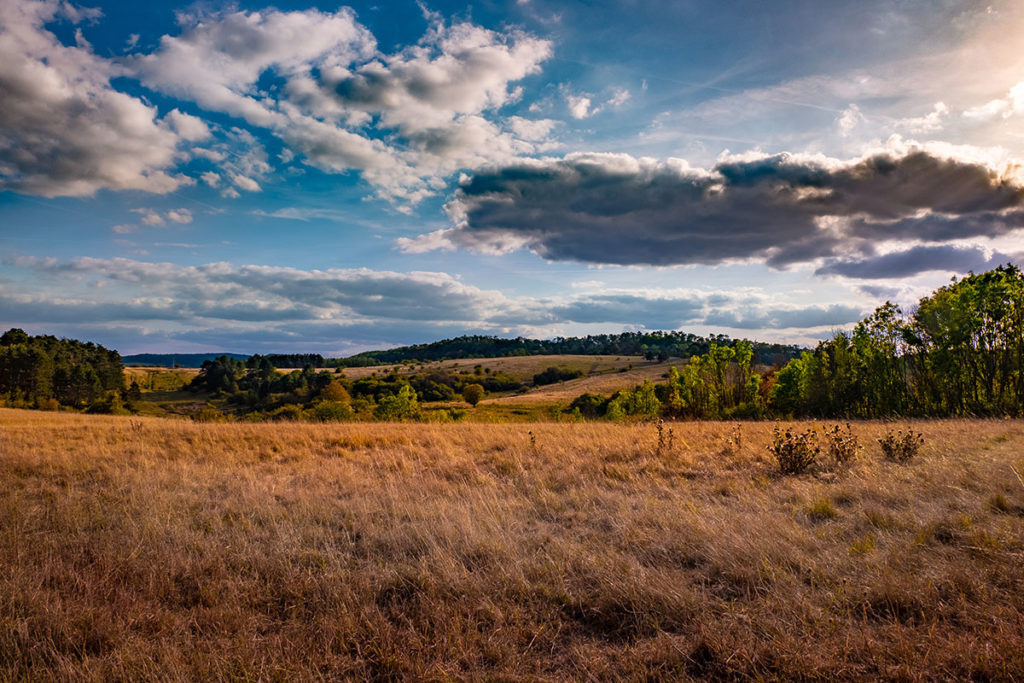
[2,0,1024,355]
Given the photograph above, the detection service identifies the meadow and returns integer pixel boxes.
[1,409,1023,680]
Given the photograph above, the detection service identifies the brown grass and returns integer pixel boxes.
[2,409,1023,680]
[337,354,657,383]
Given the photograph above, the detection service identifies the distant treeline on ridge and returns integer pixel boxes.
[337,332,802,367]
[122,334,803,369]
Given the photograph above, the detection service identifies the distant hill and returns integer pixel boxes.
[122,353,249,368]
[337,333,803,368]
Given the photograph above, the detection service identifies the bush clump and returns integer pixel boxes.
[879,428,923,462]
[768,425,819,475]
[824,423,861,465]
[533,366,583,386]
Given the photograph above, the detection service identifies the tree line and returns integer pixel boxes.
[0,329,125,411]
[336,332,802,367]
[571,265,1024,420]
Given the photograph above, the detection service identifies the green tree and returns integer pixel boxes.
[462,383,485,406]
[374,384,420,420]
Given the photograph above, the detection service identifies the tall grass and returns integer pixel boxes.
[1,409,1023,679]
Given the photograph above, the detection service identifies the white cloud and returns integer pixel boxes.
[0,0,194,197]
[133,209,165,227]
[165,109,211,142]
[133,8,553,203]
[567,94,592,119]
[566,88,630,120]
[897,101,948,132]
[837,104,866,136]
[231,175,262,192]
[963,82,1024,122]
[166,208,193,224]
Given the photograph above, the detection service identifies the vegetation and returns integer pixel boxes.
[7,264,1024,424]
[338,331,801,367]
[532,366,583,385]
[2,410,1022,679]
[771,265,1024,417]
[461,383,485,406]
[0,328,124,411]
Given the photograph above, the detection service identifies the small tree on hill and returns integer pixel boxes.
[462,383,485,406]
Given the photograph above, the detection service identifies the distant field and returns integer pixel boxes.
[334,354,654,382]
[123,366,200,391]
[2,409,1022,679]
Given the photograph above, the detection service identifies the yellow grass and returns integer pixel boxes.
[2,409,1023,679]
[337,354,655,382]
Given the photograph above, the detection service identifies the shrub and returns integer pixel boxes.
[37,397,60,411]
[533,366,583,386]
[312,400,353,421]
[462,383,485,406]
[824,423,861,464]
[194,403,228,422]
[767,425,819,475]
[319,381,350,403]
[374,385,420,421]
[879,428,923,462]
[568,393,607,418]
[269,404,305,421]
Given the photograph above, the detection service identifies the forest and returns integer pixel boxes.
[0,328,125,411]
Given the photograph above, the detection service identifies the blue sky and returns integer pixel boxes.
[2,0,1023,354]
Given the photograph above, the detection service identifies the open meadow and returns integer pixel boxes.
[2,409,1023,680]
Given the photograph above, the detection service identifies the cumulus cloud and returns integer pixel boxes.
[567,94,592,119]
[565,88,630,119]
[1,3,558,202]
[165,208,193,224]
[0,0,194,196]
[897,102,948,133]
[837,104,865,136]
[963,82,1024,122]
[409,144,1024,270]
[130,207,193,226]
[133,8,554,202]
[164,109,211,142]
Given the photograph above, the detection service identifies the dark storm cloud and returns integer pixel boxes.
[816,245,1019,279]
[423,149,1024,269]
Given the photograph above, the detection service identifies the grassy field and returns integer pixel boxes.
[334,354,655,382]
[2,409,1023,679]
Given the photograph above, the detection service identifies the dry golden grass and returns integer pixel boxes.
[2,408,1023,680]
[483,359,676,405]
[337,354,655,383]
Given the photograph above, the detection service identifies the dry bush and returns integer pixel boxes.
[879,427,924,462]
[0,410,1022,680]
[767,424,819,474]
[824,422,862,465]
